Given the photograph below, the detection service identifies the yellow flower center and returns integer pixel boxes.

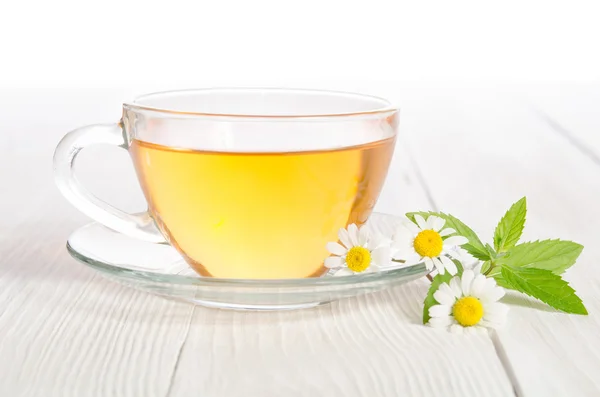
[452,296,484,327]
[413,230,443,258]
[346,246,371,273]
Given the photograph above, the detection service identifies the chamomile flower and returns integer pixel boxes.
[325,224,391,276]
[428,269,508,334]
[392,215,469,275]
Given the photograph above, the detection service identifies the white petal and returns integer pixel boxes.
[429,304,452,317]
[391,245,414,260]
[347,224,359,246]
[440,256,458,276]
[402,220,421,235]
[459,249,478,268]
[439,227,456,237]
[433,292,455,308]
[432,257,445,274]
[338,228,353,249]
[426,215,437,230]
[463,327,477,335]
[461,269,475,296]
[358,225,369,246]
[446,249,462,260]
[333,268,353,277]
[432,216,446,232]
[326,242,347,256]
[444,235,469,247]
[449,276,463,298]
[483,277,498,292]
[473,262,483,274]
[470,274,487,296]
[435,284,456,305]
[372,246,391,266]
[429,316,452,328]
[424,257,434,271]
[450,324,464,334]
[364,264,379,273]
[415,214,428,230]
[359,267,373,274]
[393,244,417,260]
[433,293,455,308]
[324,256,343,269]
[479,320,498,329]
[481,286,505,303]
[465,323,485,335]
[369,232,387,249]
[405,253,422,264]
[396,253,421,266]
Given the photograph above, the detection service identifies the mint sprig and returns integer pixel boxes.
[411,198,587,322]
[489,199,586,314]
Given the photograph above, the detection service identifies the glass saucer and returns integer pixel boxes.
[66,212,429,311]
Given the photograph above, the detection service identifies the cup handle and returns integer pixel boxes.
[53,123,166,243]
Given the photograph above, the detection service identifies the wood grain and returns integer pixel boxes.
[405,88,600,396]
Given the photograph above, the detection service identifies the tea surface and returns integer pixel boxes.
[130,138,395,278]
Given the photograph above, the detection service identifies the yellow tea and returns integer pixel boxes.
[130,138,395,278]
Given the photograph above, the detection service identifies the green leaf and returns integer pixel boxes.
[500,266,587,314]
[498,240,583,275]
[485,243,497,259]
[494,197,527,253]
[422,272,453,324]
[492,274,512,289]
[407,211,490,260]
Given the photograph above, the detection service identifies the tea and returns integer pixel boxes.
[130,138,395,278]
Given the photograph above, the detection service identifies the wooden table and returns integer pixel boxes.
[2,84,599,396]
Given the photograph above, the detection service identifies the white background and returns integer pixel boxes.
[1,0,599,90]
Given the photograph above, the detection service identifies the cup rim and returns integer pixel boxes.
[123,87,398,119]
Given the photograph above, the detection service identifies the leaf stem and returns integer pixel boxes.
[426,274,433,282]
[484,260,497,276]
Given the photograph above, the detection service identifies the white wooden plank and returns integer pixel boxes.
[404,88,600,396]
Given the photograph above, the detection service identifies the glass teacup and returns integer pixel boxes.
[54,89,399,279]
